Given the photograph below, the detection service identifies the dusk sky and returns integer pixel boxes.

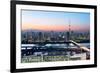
[22,10,90,32]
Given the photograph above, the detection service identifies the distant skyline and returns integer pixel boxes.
[22,10,90,32]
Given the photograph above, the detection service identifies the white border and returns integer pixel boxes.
[16,4,94,69]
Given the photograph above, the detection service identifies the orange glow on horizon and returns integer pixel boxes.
[22,23,89,32]
[22,23,69,31]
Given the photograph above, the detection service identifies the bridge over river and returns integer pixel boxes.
[21,40,90,62]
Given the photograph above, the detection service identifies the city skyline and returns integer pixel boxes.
[21,10,90,63]
[22,10,90,32]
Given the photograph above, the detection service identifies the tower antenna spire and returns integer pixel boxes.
[69,18,71,41]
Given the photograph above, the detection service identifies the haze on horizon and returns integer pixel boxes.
[22,10,90,32]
